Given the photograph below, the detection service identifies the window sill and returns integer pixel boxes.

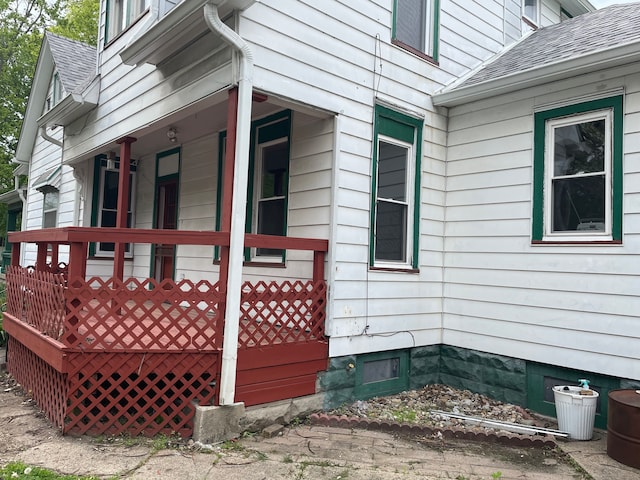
[391,39,438,65]
[370,265,419,273]
[522,16,539,30]
[531,239,622,246]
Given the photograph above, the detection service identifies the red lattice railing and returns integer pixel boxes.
[239,280,327,348]
[5,227,329,437]
[64,352,217,436]
[7,338,68,430]
[5,266,66,340]
[64,277,222,351]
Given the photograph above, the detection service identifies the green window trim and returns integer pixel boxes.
[392,0,440,62]
[355,349,410,399]
[370,104,422,269]
[215,110,292,263]
[532,95,623,243]
[89,155,138,257]
[149,147,181,280]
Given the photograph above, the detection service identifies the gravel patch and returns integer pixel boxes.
[327,384,556,436]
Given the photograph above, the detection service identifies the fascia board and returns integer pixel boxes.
[14,39,54,163]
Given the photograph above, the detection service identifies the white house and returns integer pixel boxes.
[4,0,637,438]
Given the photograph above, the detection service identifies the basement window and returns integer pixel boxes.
[355,350,409,399]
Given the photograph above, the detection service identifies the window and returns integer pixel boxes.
[249,112,291,261]
[46,73,64,111]
[393,0,440,61]
[42,189,59,228]
[90,156,137,256]
[106,0,149,42]
[523,0,539,25]
[370,105,422,269]
[532,96,623,243]
[560,8,572,21]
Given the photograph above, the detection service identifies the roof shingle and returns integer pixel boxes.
[458,3,640,88]
[45,32,96,94]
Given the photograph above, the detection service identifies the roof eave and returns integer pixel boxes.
[432,41,640,107]
[37,76,100,129]
[120,0,258,66]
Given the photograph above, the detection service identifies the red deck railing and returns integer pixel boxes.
[4,227,328,437]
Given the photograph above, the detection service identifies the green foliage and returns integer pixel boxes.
[0,461,100,479]
[51,0,99,46]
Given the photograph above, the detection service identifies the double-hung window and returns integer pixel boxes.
[523,0,540,25]
[532,96,623,243]
[91,156,137,256]
[249,111,291,261]
[393,0,440,61]
[370,105,422,269]
[42,189,59,228]
[106,0,149,42]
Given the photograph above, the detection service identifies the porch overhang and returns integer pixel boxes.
[120,0,258,66]
[432,40,640,107]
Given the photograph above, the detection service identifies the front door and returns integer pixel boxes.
[153,178,178,283]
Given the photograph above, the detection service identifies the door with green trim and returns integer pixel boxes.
[153,178,178,284]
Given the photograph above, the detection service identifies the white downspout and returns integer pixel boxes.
[204,1,254,406]
[40,126,63,148]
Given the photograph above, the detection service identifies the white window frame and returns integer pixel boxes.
[543,109,613,241]
[523,0,540,25]
[373,135,415,268]
[251,136,289,262]
[394,0,438,59]
[95,163,137,257]
[107,0,149,41]
[42,189,59,228]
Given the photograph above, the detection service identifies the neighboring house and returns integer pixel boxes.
[3,0,638,440]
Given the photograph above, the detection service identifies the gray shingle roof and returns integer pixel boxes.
[458,3,640,88]
[45,32,96,94]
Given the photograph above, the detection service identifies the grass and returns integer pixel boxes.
[0,462,103,480]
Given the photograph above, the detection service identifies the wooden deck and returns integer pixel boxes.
[4,228,329,437]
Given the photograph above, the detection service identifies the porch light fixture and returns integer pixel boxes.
[167,127,177,143]
[106,151,117,170]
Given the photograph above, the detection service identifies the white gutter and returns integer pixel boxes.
[204,0,254,406]
[40,126,63,148]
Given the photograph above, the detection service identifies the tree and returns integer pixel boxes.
[0,0,98,240]
[51,0,99,46]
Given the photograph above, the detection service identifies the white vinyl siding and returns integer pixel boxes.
[443,65,639,381]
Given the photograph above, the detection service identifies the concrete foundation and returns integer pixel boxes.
[192,393,325,443]
[192,402,245,444]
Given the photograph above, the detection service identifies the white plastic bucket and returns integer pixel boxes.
[553,386,599,440]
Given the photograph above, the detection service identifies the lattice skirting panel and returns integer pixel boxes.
[7,337,68,430]
[64,352,218,437]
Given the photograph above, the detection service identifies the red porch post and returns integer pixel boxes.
[10,240,20,267]
[113,137,136,281]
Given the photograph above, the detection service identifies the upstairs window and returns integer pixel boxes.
[393,0,440,61]
[106,0,149,42]
[46,73,64,111]
[370,105,422,269]
[523,0,540,25]
[532,96,623,243]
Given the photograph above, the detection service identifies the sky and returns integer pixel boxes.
[591,0,638,7]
